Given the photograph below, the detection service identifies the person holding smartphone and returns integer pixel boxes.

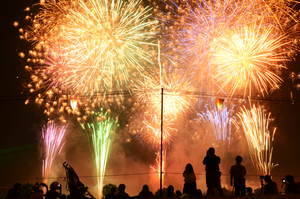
[45,182,62,199]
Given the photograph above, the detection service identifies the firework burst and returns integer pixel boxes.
[133,68,195,119]
[160,0,300,96]
[211,21,292,97]
[18,0,158,113]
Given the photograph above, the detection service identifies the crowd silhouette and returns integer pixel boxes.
[5,147,300,199]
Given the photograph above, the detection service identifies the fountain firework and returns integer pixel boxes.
[236,103,278,175]
[81,108,119,198]
[196,100,236,143]
[41,122,68,183]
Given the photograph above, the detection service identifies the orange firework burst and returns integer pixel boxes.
[160,0,300,96]
[133,68,195,119]
[17,0,158,119]
[211,21,294,97]
[138,114,177,149]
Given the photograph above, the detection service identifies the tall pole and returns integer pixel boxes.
[160,87,163,197]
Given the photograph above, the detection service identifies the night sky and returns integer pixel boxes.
[1,0,300,197]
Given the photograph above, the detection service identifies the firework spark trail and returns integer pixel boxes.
[81,109,118,199]
[196,102,235,143]
[236,104,278,175]
[160,0,300,96]
[42,122,68,183]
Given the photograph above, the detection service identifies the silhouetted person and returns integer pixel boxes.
[195,189,203,197]
[183,163,197,196]
[138,185,154,199]
[45,182,62,199]
[116,184,129,199]
[202,147,223,196]
[105,187,116,199]
[29,183,44,199]
[229,155,246,196]
[285,175,300,194]
[175,190,181,198]
[165,185,176,198]
[263,175,279,195]
[246,187,254,196]
[5,183,22,199]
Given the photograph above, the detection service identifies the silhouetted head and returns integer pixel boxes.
[264,175,272,183]
[142,185,149,192]
[235,156,243,163]
[285,175,295,183]
[50,182,59,190]
[118,184,126,192]
[208,147,215,155]
[13,183,22,191]
[111,187,116,194]
[33,183,39,192]
[61,194,66,199]
[176,190,181,197]
[246,187,253,195]
[185,163,194,173]
[167,185,174,194]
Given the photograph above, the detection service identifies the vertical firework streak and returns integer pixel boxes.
[196,102,235,143]
[133,68,194,183]
[237,104,278,175]
[81,110,118,198]
[42,122,68,182]
[140,115,175,186]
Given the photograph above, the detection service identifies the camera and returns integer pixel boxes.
[281,179,286,183]
[260,175,264,180]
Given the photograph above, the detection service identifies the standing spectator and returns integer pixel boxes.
[164,185,176,199]
[175,190,181,198]
[229,156,246,196]
[183,163,197,196]
[115,184,129,199]
[202,147,223,196]
[285,175,300,194]
[263,175,279,195]
[105,187,116,199]
[138,185,155,199]
[29,183,44,199]
[45,182,62,199]
[5,183,22,199]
